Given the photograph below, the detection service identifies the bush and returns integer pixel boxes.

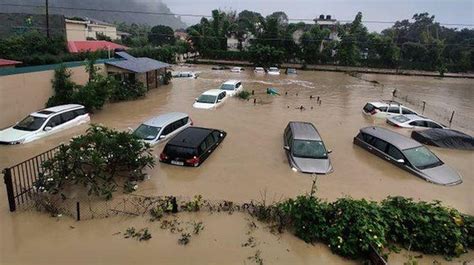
[46,65,76,107]
[236,90,251,100]
[35,125,155,200]
[381,196,469,257]
[109,81,147,101]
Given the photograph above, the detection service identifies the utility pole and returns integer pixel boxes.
[45,0,50,38]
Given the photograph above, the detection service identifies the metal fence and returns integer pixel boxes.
[3,144,63,212]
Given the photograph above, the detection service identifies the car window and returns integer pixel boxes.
[292,140,328,159]
[205,134,215,147]
[212,131,221,142]
[61,111,76,123]
[74,108,87,116]
[13,115,47,131]
[162,124,173,135]
[409,120,427,127]
[402,146,443,170]
[387,145,404,160]
[286,130,293,147]
[426,121,442,128]
[388,106,400,114]
[219,92,226,99]
[379,106,388,112]
[199,141,207,153]
[361,133,374,143]
[46,115,62,128]
[133,124,161,140]
[402,108,416,115]
[372,138,388,152]
[236,82,241,88]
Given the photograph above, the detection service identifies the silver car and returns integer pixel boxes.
[283,122,333,174]
[353,126,462,185]
[133,112,192,146]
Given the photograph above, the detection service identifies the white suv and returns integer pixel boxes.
[133,112,192,146]
[193,89,227,110]
[0,104,90,144]
[362,101,418,119]
[219,80,243,97]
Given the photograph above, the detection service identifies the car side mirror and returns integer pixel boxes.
[327,149,332,154]
[396,159,405,164]
[44,126,52,131]
[159,135,166,139]
[283,145,290,151]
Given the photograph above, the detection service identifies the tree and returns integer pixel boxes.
[46,65,76,107]
[248,44,284,68]
[148,25,176,46]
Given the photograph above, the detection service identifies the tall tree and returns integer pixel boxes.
[148,25,176,47]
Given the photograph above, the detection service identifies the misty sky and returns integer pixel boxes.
[162,0,474,32]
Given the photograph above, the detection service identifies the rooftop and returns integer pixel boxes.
[67,41,128,53]
[143,112,188,127]
[0,59,22,67]
[289,122,321,141]
[360,126,421,150]
[168,127,214,148]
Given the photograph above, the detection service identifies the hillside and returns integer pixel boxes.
[0,0,187,29]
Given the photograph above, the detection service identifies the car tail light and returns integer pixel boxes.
[186,156,200,166]
[370,109,378,115]
[159,152,168,161]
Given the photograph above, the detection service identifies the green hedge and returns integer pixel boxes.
[200,49,251,61]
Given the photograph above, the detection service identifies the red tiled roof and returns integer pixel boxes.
[0,59,22,66]
[67,41,128,53]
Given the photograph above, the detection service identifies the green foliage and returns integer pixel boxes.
[128,45,177,63]
[124,227,152,241]
[248,44,284,68]
[46,65,76,107]
[237,90,251,100]
[35,125,155,200]
[148,25,176,46]
[201,49,250,61]
[381,196,470,257]
[109,81,147,102]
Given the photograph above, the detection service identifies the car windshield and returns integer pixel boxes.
[292,140,328,159]
[13,115,46,131]
[133,124,161,140]
[165,145,197,158]
[269,68,278,72]
[220,84,235,91]
[393,115,410,123]
[403,146,443,170]
[197,94,217,104]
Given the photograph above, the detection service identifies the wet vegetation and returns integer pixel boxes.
[35,125,154,200]
[237,90,252,100]
[124,227,152,241]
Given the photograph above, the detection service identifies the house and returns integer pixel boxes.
[174,31,188,41]
[314,14,340,41]
[65,17,121,41]
[67,40,128,53]
[226,33,254,51]
[227,34,240,51]
[0,59,22,69]
[105,52,170,90]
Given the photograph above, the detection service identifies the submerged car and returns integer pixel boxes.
[219,80,243,97]
[212,65,230,70]
[254,67,265,73]
[283,122,333,174]
[0,104,90,145]
[268,67,280,75]
[230,67,244,73]
[387,114,446,129]
[133,112,192,146]
[193,89,227,110]
[172,71,199,79]
[353,126,462,185]
[285,68,297,75]
[160,127,227,167]
[362,101,418,119]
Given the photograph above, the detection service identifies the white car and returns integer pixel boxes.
[254,67,265,73]
[0,104,90,144]
[133,112,192,146]
[219,80,243,97]
[172,71,199,79]
[387,114,446,129]
[362,101,418,119]
[230,67,244,73]
[268,67,280,75]
[193,89,228,110]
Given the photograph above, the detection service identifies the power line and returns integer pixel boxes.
[1,3,473,27]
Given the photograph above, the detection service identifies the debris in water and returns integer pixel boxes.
[266,88,280,96]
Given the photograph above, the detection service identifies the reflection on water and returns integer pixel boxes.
[0,66,473,264]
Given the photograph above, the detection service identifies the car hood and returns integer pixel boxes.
[420,164,462,185]
[193,102,215,109]
[291,156,332,174]
[0,127,35,143]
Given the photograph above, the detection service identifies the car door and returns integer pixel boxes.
[386,105,401,117]
[59,110,79,130]
[42,114,65,136]
[158,123,174,142]
[425,121,443,129]
[200,134,216,161]
[385,144,405,166]
[409,120,428,129]
[216,92,226,107]
[366,136,389,159]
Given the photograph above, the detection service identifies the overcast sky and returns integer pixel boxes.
[162,0,474,32]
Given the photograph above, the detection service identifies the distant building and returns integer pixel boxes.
[292,29,305,45]
[313,14,340,41]
[227,33,254,51]
[67,40,128,53]
[0,59,22,69]
[174,31,188,41]
[227,34,240,51]
[65,18,121,41]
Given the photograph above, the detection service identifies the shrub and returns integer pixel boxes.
[46,65,76,107]
[237,90,251,100]
[35,125,155,200]
[381,196,469,257]
[72,75,114,112]
[109,81,147,102]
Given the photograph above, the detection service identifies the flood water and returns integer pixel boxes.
[1,66,473,264]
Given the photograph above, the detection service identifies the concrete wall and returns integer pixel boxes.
[66,22,87,41]
[0,64,105,129]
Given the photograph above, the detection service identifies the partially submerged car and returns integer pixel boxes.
[285,68,297,75]
[254,67,265,73]
[387,114,446,129]
[193,89,227,110]
[0,104,90,145]
[353,126,462,185]
[268,67,280,75]
[219,80,243,97]
[211,65,230,70]
[411,128,474,150]
[160,127,227,167]
[172,71,199,79]
[133,112,192,146]
[362,101,418,119]
[230,67,244,73]
[283,121,333,174]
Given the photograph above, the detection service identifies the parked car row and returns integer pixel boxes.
[193,80,243,110]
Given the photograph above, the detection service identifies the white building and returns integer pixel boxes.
[313,14,340,41]
[65,18,119,41]
[227,33,254,51]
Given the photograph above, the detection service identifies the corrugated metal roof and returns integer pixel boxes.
[106,56,170,73]
[115,51,136,60]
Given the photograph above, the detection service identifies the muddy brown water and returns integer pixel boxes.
[1,66,473,264]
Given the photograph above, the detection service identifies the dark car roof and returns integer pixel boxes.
[289,121,321,141]
[412,128,474,150]
[168,127,214,148]
[360,126,421,150]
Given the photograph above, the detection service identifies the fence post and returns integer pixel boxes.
[449,111,455,127]
[76,201,80,221]
[422,101,426,115]
[3,168,16,212]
